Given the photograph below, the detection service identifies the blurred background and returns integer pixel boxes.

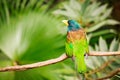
[0,0,120,80]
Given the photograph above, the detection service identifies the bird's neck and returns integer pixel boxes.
[67,26,80,32]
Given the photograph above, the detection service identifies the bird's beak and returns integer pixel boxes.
[62,20,68,26]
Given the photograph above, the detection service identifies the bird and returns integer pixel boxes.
[62,20,89,73]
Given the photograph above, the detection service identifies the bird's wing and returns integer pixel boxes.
[65,42,73,57]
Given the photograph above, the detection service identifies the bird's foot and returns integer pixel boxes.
[72,56,75,61]
[84,54,88,59]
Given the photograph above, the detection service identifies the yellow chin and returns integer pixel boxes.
[62,20,68,26]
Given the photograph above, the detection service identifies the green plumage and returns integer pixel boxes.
[64,20,89,73]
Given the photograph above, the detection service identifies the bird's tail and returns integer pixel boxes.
[75,56,87,73]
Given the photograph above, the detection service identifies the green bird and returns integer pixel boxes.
[62,20,89,73]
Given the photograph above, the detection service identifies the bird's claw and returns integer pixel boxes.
[72,56,75,61]
[85,54,88,59]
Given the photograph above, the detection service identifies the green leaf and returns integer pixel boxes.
[109,39,119,51]
[118,43,120,51]
[92,57,102,67]
[99,37,108,51]
[89,29,117,38]
[100,8,112,21]
[87,19,120,32]
[54,63,75,75]
[91,4,107,17]
[0,72,14,80]
[85,57,96,69]
[81,0,90,15]
[0,12,66,62]
[89,45,94,51]
[95,44,99,51]
[14,67,61,80]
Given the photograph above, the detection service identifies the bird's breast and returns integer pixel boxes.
[67,29,86,42]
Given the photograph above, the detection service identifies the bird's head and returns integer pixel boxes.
[62,20,81,31]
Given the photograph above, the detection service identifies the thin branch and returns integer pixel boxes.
[0,51,120,72]
[88,51,120,56]
[0,54,68,72]
[97,68,120,80]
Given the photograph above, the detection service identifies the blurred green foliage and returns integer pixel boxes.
[0,0,120,80]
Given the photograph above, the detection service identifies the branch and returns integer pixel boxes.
[88,51,120,56]
[97,68,120,80]
[0,54,68,72]
[0,51,120,72]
